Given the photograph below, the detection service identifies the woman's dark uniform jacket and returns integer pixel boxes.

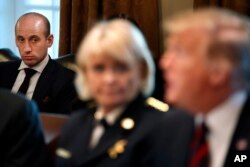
[0,58,77,114]
[56,94,168,167]
[0,89,50,167]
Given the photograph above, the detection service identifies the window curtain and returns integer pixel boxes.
[59,0,100,56]
[59,0,160,59]
[194,0,250,16]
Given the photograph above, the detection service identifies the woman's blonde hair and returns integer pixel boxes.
[75,19,155,100]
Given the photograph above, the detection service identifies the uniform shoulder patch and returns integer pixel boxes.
[145,97,169,112]
[56,148,72,159]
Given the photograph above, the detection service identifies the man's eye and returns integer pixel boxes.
[17,38,25,43]
[31,38,39,43]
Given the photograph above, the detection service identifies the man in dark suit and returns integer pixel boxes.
[0,89,50,167]
[0,12,76,114]
[158,8,250,167]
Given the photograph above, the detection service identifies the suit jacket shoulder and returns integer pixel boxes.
[224,95,250,166]
[148,108,194,167]
[48,59,75,80]
[0,89,51,167]
[0,60,21,89]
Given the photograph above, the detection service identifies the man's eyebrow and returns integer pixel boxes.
[29,35,40,39]
[16,35,24,38]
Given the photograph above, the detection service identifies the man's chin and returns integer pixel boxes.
[173,102,201,115]
[23,60,37,67]
[164,93,177,104]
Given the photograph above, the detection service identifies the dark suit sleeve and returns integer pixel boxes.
[4,99,50,167]
[131,115,170,167]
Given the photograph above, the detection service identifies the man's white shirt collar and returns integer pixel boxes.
[197,90,247,167]
[18,55,49,73]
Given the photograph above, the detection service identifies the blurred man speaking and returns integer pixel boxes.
[159,8,250,167]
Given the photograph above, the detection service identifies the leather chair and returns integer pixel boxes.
[40,113,69,162]
[56,53,77,72]
[0,48,20,62]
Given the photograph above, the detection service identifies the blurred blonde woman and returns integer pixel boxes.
[56,19,167,167]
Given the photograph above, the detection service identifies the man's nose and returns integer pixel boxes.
[23,41,32,53]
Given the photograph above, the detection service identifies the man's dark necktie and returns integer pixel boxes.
[18,68,37,94]
[188,122,210,167]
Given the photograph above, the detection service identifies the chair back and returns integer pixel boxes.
[40,113,69,160]
[0,48,19,62]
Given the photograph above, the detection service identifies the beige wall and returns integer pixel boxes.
[160,0,194,19]
[158,0,194,53]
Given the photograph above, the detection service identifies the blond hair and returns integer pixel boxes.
[75,19,155,100]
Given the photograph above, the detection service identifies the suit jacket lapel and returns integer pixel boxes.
[32,59,56,104]
[81,127,124,164]
[223,95,250,167]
